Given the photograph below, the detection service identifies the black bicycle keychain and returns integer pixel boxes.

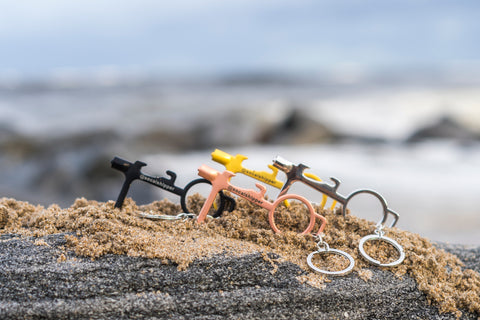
[111,156,235,218]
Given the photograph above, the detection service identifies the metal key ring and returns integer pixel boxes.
[138,212,214,221]
[358,234,405,267]
[139,212,191,220]
[307,248,355,276]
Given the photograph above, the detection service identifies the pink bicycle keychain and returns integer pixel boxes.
[196,164,325,235]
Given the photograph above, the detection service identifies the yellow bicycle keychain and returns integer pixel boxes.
[211,149,335,209]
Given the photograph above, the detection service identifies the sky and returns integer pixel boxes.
[0,0,479,79]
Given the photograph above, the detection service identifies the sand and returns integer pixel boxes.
[0,196,479,317]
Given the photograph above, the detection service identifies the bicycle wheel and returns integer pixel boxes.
[268,194,326,235]
[343,189,396,227]
[181,178,234,218]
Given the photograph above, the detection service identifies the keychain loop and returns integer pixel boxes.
[307,247,355,276]
[358,234,405,267]
[313,234,329,251]
[374,223,385,237]
[139,212,188,220]
[139,212,214,221]
[316,240,330,252]
[308,235,354,276]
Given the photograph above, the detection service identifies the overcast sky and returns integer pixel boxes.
[0,0,479,78]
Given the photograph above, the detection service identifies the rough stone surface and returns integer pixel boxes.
[0,233,478,320]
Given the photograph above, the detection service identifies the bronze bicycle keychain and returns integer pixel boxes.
[272,156,405,268]
[111,156,235,219]
[196,164,355,275]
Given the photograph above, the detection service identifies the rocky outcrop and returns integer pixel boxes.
[0,233,478,320]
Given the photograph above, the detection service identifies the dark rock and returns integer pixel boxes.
[406,115,480,143]
[435,243,480,273]
[258,108,337,145]
[0,233,478,319]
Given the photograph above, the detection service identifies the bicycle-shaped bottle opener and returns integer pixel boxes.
[111,156,235,219]
[272,156,405,267]
[211,149,333,209]
[196,164,355,275]
[195,164,322,234]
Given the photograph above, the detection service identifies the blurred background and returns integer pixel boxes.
[0,0,479,245]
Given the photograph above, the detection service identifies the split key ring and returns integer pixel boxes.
[307,236,355,276]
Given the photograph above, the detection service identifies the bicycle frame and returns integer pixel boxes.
[272,156,399,228]
[211,149,331,208]
[196,164,326,235]
[111,156,234,217]
[211,149,284,187]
